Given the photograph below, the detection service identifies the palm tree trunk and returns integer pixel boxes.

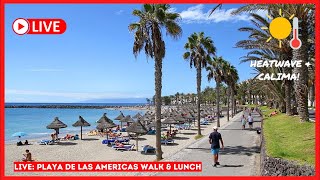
[309,84,315,107]
[216,80,221,127]
[231,88,234,117]
[196,66,202,136]
[293,22,309,122]
[285,79,292,115]
[154,57,163,160]
[227,87,230,121]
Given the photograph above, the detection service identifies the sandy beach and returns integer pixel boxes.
[5,110,235,176]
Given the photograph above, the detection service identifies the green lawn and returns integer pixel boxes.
[260,106,315,166]
[195,134,204,140]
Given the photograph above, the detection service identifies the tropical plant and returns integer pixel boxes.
[207,56,227,127]
[224,62,239,118]
[182,32,216,134]
[183,32,216,135]
[129,4,182,160]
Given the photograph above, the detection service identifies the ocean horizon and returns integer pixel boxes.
[5,102,147,106]
[5,103,147,143]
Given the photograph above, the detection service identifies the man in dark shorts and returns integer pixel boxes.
[209,126,224,167]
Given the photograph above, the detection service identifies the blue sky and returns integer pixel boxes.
[5,4,259,103]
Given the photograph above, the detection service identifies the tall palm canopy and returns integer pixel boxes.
[129,4,182,160]
[129,4,182,59]
[183,32,216,135]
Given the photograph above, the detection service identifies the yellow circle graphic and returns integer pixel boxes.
[269,17,292,40]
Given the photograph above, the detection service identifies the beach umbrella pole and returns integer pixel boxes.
[81,126,83,140]
[55,129,59,139]
[136,134,138,152]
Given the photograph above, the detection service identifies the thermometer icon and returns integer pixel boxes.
[290,17,302,50]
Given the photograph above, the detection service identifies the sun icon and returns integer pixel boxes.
[261,9,295,48]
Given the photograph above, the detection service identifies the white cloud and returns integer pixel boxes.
[168,7,177,13]
[115,10,124,15]
[178,4,266,24]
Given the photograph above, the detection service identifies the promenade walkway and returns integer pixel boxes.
[155,110,262,176]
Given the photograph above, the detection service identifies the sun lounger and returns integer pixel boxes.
[141,145,156,154]
[102,138,129,144]
[147,130,156,135]
[200,121,209,125]
[112,144,135,151]
[38,140,55,145]
[161,139,174,145]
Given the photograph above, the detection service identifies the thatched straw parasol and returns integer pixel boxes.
[96,122,116,131]
[46,117,67,139]
[126,120,148,151]
[147,120,166,129]
[114,111,125,120]
[72,116,91,140]
[96,113,113,123]
[132,112,142,119]
[120,115,135,127]
[162,117,181,134]
[96,121,116,140]
[115,111,125,128]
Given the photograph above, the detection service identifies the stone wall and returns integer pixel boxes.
[260,118,315,176]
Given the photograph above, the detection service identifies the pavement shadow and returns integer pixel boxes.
[174,136,190,140]
[181,132,197,135]
[140,151,156,155]
[57,142,78,146]
[81,138,99,141]
[130,137,147,141]
[162,143,179,146]
[186,145,260,156]
[190,129,204,131]
[220,146,260,156]
[217,165,244,168]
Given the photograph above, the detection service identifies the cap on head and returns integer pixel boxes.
[213,126,218,130]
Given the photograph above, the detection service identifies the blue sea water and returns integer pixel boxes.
[5,103,146,142]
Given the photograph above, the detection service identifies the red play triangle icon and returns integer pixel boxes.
[18,23,24,30]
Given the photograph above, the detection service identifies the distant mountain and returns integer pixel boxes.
[79,98,147,103]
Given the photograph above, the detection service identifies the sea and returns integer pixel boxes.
[5,103,146,143]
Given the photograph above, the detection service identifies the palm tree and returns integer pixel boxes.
[224,62,239,118]
[183,32,216,135]
[129,4,182,160]
[207,56,226,127]
[146,98,151,105]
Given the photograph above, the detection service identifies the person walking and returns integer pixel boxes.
[241,114,247,130]
[209,126,224,167]
[248,113,254,130]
